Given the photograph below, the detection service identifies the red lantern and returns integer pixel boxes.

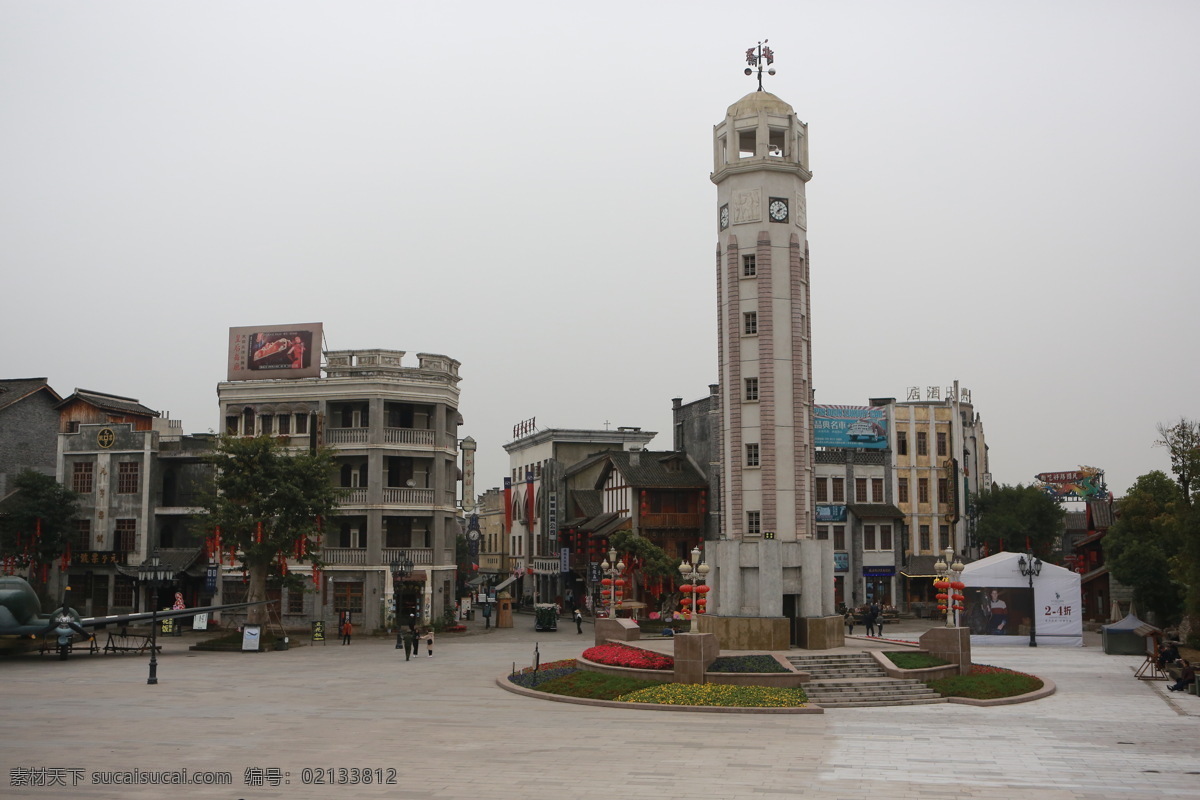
[681,598,692,607]
[951,581,965,590]
[615,578,626,587]
[936,593,948,601]
[696,584,710,594]
[680,584,694,594]
[601,578,612,586]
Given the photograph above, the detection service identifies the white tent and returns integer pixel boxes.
[959,551,1083,647]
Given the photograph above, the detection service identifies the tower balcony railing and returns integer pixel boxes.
[334,487,437,508]
[323,427,445,448]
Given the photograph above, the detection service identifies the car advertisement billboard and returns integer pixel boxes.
[814,405,888,450]
[227,323,322,381]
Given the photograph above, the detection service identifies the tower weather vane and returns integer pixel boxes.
[745,40,775,91]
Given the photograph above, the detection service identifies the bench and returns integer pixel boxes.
[103,632,161,654]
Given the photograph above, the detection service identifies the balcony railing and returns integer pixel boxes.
[325,428,369,445]
[321,548,369,565]
[382,548,433,565]
[640,512,703,529]
[382,487,434,506]
[323,427,444,448]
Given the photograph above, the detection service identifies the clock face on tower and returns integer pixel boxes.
[719,204,730,230]
[768,197,789,223]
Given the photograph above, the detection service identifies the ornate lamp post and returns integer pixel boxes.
[933,547,965,628]
[678,546,711,632]
[1018,552,1042,647]
[391,552,414,649]
[137,549,173,685]
[599,548,625,618]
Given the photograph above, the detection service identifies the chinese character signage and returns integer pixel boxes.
[1034,467,1109,501]
[814,406,888,450]
[227,323,323,381]
[816,504,848,523]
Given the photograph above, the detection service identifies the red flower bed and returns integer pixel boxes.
[583,642,674,670]
[970,663,1034,678]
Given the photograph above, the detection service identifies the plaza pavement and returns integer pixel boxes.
[2,615,1198,800]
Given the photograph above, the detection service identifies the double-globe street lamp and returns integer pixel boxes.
[137,549,174,685]
[933,547,965,628]
[391,552,414,649]
[599,548,625,618]
[1018,552,1043,648]
[678,546,710,632]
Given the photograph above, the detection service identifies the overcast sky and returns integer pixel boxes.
[3,1,1196,500]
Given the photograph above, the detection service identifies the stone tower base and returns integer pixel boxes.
[695,614,790,651]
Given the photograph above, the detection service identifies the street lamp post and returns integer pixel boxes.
[933,547,965,628]
[599,548,625,618]
[678,546,711,633]
[137,549,173,685]
[391,552,414,649]
[1018,552,1042,648]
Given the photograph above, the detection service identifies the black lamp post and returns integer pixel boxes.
[137,549,173,684]
[1018,552,1042,648]
[391,552,414,649]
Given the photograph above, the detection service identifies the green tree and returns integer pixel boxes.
[200,435,342,625]
[609,530,687,618]
[973,484,1065,560]
[0,470,80,596]
[1155,418,1200,508]
[1104,471,1185,625]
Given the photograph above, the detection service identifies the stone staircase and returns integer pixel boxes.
[788,652,948,708]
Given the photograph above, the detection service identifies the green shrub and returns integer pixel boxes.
[884,651,949,669]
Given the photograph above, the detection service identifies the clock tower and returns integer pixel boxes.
[705,46,835,641]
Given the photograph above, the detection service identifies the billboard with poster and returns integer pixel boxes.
[227,323,322,381]
[814,405,888,450]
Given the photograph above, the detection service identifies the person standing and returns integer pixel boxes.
[482,603,492,629]
[844,608,855,637]
[404,627,417,661]
[425,629,434,658]
[573,608,583,634]
[407,615,420,654]
[340,619,352,646]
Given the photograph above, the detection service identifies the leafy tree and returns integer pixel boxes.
[1155,418,1200,508]
[200,435,342,625]
[1104,471,1185,625]
[0,470,80,596]
[973,484,1065,560]
[609,530,686,618]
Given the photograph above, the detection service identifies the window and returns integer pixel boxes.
[831,478,845,503]
[833,525,845,550]
[880,524,893,550]
[295,413,308,434]
[333,582,364,613]
[918,478,930,503]
[73,519,91,551]
[898,477,909,504]
[117,462,139,494]
[225,416,239,435]
[815,478,828,502]
[919,524,931,551]
[871,478,884,503]
[742,254,757,276]
[917,432,928,456]
[816,525,828,540]
[260,414,273,435]
[745,377,759,401]
[939,525,950,551]
[937,431,948,457]
[115,519,136,552]
[288,588,306,614]
[897,431,908,456]
[864,524,876,550]
[938,477,949,505]
[746,443,760,467]
[113,575,134,607]
[743,311,758,335]
[747,511,761,536]
[72,462,94,493]
[277,414,291,435]
[855,478,867,503]
[222,580,248,604]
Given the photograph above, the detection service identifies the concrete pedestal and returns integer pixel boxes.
[672,632,719,684]
[594,617,640,646]
[794,616,845,650]
[919,626,971,674]
[697,615,790,651]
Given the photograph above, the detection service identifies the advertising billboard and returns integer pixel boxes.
[227,323,322,381]
[1034,467,1109,501]
[814,405,888,450]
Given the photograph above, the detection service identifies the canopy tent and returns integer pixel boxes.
[959,552,1083,647]
[1101,612,1159,656]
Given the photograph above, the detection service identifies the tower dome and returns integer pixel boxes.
[726,90,795,118]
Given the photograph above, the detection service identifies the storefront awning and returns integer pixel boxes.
[115,547,205,579]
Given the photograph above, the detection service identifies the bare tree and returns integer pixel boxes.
[1155,418,1200,508]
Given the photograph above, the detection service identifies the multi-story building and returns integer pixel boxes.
[890,383,989,607]
[0,378,62,495]
[217,347,463,630]
[501,426,655,606]
[471,486,507,590]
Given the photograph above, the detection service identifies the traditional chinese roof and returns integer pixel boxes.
[845,503,905,519]
[0,378,61,413]
[601,451,708,490]
[56,388,158,418]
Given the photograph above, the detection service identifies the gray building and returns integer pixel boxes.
[0,378,62,496]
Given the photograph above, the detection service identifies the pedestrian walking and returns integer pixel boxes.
[404,627,417,661]
[573,608,583,634]
[340,619,353,645]
[844,608,855,637]
[482,603,492,629]
[426,630,434,658]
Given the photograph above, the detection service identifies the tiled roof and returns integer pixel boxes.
[604,450,708,489]
[56,389,158,417]
[846,503,905,519]
[1087,500,1114,530]
[0,378,60,412]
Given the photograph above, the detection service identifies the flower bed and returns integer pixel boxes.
[582,642,673,670]
[617,683,808,708]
